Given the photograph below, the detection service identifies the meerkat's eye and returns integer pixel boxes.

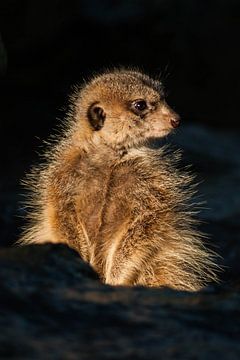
[133,99,147,111]
[129,99,149,117]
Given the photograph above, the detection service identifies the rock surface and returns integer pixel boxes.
[0,244,239,360]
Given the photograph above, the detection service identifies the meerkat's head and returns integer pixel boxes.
[74,69,180,152]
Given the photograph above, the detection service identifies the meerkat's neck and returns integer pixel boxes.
[67,132,121,165]
[71,131,127,161]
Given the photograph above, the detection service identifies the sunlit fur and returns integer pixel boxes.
[18,69,219,291]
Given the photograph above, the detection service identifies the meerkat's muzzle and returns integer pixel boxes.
[170,115,180,128]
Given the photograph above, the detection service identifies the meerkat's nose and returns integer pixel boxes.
[170,116,180,128]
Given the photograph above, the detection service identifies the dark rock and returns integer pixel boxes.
[0,244,239,359]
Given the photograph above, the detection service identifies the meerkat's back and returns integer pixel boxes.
[19,69,219,291]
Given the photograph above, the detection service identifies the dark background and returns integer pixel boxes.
[0,0,240,277]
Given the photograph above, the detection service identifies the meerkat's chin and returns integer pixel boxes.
[129,130,173,148]
[146,129,173,140]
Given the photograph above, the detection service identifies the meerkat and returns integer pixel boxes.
[19,69,218,291]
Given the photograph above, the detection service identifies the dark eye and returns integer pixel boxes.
[133,99,147,112]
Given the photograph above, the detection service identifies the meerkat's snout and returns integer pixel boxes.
[170,114,181,128]
[160,103,181,130]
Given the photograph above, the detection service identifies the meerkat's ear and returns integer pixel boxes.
[87,103,106,131]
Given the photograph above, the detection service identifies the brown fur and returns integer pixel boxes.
[18,69,219,291]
